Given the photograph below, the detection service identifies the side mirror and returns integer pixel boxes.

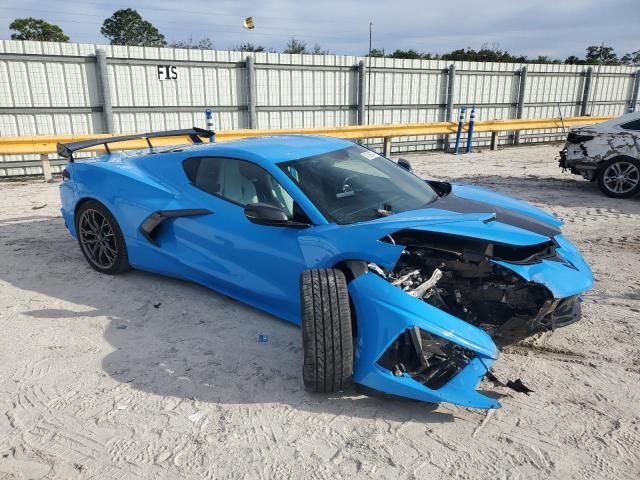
[398,158,413,172]
[244,202,309,228]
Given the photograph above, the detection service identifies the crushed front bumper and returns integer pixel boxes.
[348,272,501,409]
[347,235,593,410]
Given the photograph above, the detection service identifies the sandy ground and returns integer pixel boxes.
[0,143,639,479]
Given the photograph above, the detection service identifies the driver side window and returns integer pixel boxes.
[183,156,295,218]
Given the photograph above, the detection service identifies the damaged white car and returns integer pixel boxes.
[560,112,640,198]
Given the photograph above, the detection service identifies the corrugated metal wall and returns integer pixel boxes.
[1,40,638,176]
[254,53,359,129]
[107,46,248,134]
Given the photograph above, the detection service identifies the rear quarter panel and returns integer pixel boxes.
[60,158,178,265]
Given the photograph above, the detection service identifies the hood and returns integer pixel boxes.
[300,184,562,270]
[449,184,562,229]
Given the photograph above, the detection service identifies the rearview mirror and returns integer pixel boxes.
[244,203,309,228]
[398,158,413,172]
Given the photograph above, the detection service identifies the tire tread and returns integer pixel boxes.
[301,268,353,393]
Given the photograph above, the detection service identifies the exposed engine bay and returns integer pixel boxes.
[372,230,581,388]
[379,229,581,338]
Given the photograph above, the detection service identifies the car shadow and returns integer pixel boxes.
[2,216,459,423]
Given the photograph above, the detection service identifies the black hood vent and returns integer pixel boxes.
[431,191,561,238]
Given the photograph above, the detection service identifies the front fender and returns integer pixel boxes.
[493,235,594,298]
[348,272,500,409]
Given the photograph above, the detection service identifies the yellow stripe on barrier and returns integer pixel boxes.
[0,116,612,156]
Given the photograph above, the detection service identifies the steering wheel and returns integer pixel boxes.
[336,174,360,197]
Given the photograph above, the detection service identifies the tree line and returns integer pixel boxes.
[377,44,640,66]
[7,11,640,66]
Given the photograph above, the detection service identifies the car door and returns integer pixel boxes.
[166,156,310,324]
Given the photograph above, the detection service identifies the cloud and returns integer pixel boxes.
[1,0,638,58]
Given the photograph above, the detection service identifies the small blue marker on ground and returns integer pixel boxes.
[258,335,268,343]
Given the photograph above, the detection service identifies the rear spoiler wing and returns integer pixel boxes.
[56,127,215,161]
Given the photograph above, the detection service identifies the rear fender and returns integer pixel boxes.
[59,161,205,269]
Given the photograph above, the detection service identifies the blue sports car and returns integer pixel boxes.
[57,129,593,409]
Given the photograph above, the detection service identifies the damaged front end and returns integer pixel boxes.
[303,184,593,409]
[345,227,592,409]
[348,271,501,409]
[382,230,583,342]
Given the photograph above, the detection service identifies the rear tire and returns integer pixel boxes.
[300,269,353,393]
[75,200,130,275]
[597,157,640,198]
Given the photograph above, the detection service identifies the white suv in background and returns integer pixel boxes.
[560,112,640,198]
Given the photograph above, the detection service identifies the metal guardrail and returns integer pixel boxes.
[0,115,612,180]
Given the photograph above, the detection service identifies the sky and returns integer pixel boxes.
[0,0,638,59]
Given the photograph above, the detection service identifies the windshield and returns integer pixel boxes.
[279,145,438,224]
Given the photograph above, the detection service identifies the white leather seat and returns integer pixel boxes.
[218,160,258,205]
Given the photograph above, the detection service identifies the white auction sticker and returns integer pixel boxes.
[360,151,378,160]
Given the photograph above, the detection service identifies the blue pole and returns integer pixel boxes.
[465,105,476,153]
[454,106,466,155]
[205,109,215,143]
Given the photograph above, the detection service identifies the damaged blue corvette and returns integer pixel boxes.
[58,129,593,409]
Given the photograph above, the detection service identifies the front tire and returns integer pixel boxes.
[75,200,130,274]
[597,157,640,198]
[300,269,353,393]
